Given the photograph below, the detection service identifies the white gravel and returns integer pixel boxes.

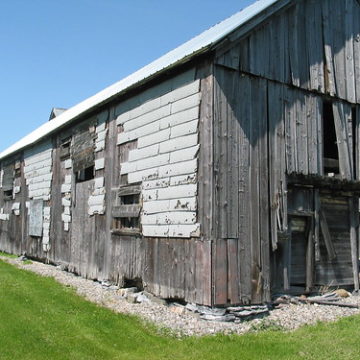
[2,256,359,337]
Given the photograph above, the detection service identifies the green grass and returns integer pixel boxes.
[0,259,360,360]
[0,251,17,258]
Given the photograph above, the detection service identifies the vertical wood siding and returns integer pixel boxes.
[213,68,270,304]
[218,0,360,104]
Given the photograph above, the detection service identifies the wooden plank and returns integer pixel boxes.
[214,239,228,305]
[112,204,141,218]
[305,217,314,291]
[143,197,197,214]
[354,2,360,103]
[268,81,282,250]
[348,198,359,291]
[319,209,337,260]
[122,104,171,132]
[169,145,199,163]
[306,0,325,93]
[249,77,261,304]
[72,125,95,172]
[238,74,252,304]
[28,199,43,237]
[214,66,228,239]
[227,239,239,304]
[159,133,198,154]
[142,211,196,225]
[332,101,353,180]
[117,184,141,196]
[332,1,347,100]
[227,70,239,239]
[288,2,300,87]
[283,230,290,291]
[2,163,14,192]
[345,0,356,103]
[258,78,270,302]
[322,0,336,96]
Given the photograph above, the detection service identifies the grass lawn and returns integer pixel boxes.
[0,259,359,360]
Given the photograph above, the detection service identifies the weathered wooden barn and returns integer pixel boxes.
[1,0,360,306]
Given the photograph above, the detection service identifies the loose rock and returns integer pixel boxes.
[1,256,359,337]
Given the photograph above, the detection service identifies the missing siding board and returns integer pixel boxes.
[118,139,138,186]
[72,125,95,172]
[323,101,339,175]
[2,163,14,192]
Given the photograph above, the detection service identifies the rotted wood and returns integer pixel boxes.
[72,123,96,172]
[117,184,141,196]
[298,297,359,309]
[112,204,141,218]
[287,173,360,194]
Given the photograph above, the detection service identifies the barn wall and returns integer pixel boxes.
[213,0,360,301]
[0,64,213,306]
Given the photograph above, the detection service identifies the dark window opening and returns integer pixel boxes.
[121,194,140,205]
[3,189,12,201]
[75,165,94,182]
[323,101,339,175]
[121,217,140,229]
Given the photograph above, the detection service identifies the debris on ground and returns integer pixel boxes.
[1,255,360,337]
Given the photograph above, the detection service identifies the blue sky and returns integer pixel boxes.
[0,0,254,152]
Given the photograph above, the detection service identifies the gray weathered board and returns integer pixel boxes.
[29,199,43,237]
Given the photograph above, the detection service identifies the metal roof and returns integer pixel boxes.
[0,0,282,160]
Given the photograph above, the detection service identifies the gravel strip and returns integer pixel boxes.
[1,256,359,337]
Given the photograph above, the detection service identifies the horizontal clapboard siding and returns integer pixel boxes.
[116,70,201,238]
[24,141,53,201]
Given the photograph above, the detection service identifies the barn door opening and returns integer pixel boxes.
[288,216,311,288]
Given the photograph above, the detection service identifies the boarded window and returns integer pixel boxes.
[2,163,14,198]
[29,199,43,237]
[112,184,141,235]
[72,125,95,173]
[60,137,71,160]
[14,160,21,177]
